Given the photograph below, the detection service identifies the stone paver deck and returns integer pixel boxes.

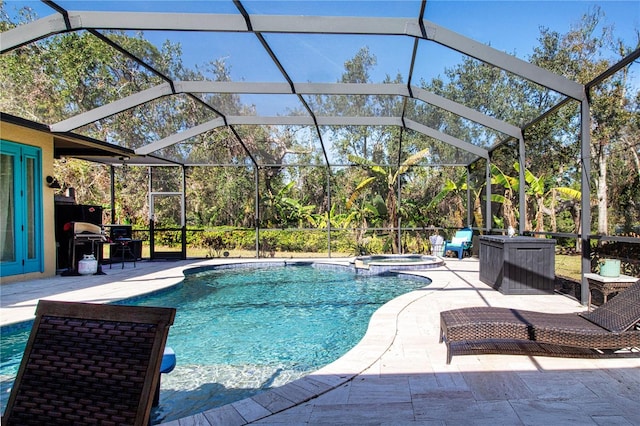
[1,257,639,425]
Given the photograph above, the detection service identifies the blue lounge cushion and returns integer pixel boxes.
[160,347,176,374]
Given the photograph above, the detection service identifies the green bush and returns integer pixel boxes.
[225,229,255,250]
[185,227,446,256]
[158,230,182,248]
[257,230,328,253]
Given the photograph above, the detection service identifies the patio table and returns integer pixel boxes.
[584,273,639,310]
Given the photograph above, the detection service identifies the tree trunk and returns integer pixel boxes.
[535,195,545,235]
[473,193,484,231]
[596,146,608,234]
[622,133,640,179]
[503,190,518,230]
[548,189,557,232]
[387,192,399,253]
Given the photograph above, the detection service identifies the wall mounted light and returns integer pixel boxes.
[46,175,61,189]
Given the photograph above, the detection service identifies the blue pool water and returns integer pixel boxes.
[0,264,430,423]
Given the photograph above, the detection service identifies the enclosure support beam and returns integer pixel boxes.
[580,97,592,306]
[518,133,526,235]
[51,84,174,132]
[110,165,116,224]
[405,120,489,159]
[136,118,226,155]
[181,166,187,260]
[421,21,584,99]
[466,166,472,227]
[254,167,260,258]
[397,173,402,254]
[148,167,155,260]
[485,157,492,234]
[327,168,332,258]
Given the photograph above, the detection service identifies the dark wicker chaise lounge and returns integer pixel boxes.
[2,300,176,426]
[440,280,640,364]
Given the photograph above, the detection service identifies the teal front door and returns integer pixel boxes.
[1,140,44,276]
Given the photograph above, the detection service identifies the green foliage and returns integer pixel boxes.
[592,241,640,277]
[202,234,225,258]
[2,6,637,243]
[158,230,182,248]
[345,148,432,253]
[192,228,333,255]
[346,176,376,209]
[343,233,386,256]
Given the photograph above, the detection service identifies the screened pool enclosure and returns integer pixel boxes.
[1,0,639,302]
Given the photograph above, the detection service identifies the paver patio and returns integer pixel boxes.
[1,257,638,425]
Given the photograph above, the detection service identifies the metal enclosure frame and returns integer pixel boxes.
[2,0,639,304]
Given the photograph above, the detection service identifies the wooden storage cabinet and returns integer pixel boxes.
[479,236,556,295]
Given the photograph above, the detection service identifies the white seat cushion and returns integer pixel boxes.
[451,237,467,245]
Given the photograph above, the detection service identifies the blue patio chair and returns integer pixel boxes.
[444,227,473,259]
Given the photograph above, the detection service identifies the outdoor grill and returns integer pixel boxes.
[66,222,106,275]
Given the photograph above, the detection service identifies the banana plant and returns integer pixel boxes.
[262,181,319,228]
[427,173,486,230]
[280,197,317,228]
[430,162,583,235]
[490,164,519,229]
[513,163,581,233]
[346,148,431,253]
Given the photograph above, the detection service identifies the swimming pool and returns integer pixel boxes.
[0,263,430,424]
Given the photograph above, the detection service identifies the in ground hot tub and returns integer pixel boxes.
[352,254,444,275]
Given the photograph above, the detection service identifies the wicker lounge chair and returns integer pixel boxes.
[440,280,640,364]
[2,300,176,426]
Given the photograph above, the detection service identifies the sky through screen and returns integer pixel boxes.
[2,0,638,116]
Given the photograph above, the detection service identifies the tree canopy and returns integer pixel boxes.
[1,5,638,251]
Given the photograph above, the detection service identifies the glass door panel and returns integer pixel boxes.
[26,156,36,259]
[0,141,43,276]
[0,152,16,264]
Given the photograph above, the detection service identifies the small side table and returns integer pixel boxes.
[109,239,137,269]
[584,273,639,310]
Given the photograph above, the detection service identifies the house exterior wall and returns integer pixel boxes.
[1,121,56,283]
